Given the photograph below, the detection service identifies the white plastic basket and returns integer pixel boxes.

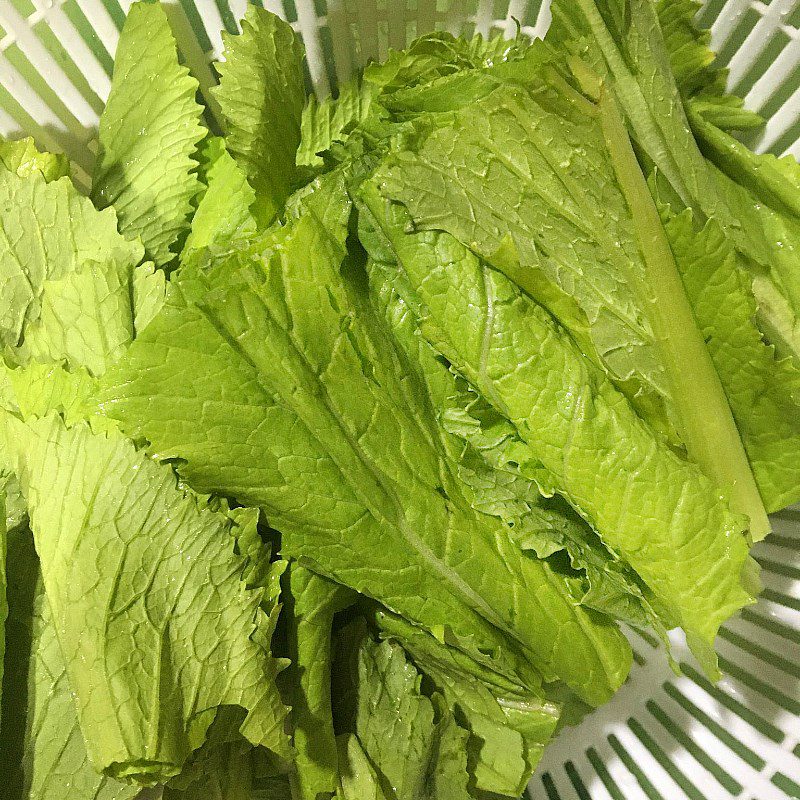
[0,1,798,798]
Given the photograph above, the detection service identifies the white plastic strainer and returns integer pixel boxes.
[0,1,798,798]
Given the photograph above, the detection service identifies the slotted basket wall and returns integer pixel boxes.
[0,1,798,798]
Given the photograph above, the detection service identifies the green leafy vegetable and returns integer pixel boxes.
[550,0,800,514]
[336,623,472,800]
[0,472,24,534]
[690,109,800,222]
[214,6,305,227]
[370,68,767,536]
[0,413,290,784]
[283,566,355,800]
[298,80,383,169]
[182,142,256,256]
[0,3,795,796]
[365,240,663,632]
[337,735,388,799]
[100,173,631,708]
[691,121,800,366]
[372,609,559,795]
[596,90,769,536]
[549,0,800,372]
[659,205,800,512]
[656,0,763,131]
[362,181,754,663]
[92,2,206,267]
[0,170,144,367]
[0,526,139,800]
[0,136,69,181]
[161,713,257,800]
[548,0,730,228]
[0,360,99,429]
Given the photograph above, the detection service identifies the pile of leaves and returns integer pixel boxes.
[2,1,798,797]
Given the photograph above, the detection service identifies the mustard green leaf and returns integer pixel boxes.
[661,206,800,513]
[92,1,206,266]
[371,81,768,536]
[655,0,763,131]
[283,566,356,800]
[363,180,755,662]
[364,240,661,631]
[161,712,256,800]
[0,360,98,427]
[337,625,472,800]
[298,80,383,169]
[0,526,139,800]
[214,6,305,227]
[548,0,728,222]
[336,735,389,800]
[372,608,559,796]
[0,136,69,181]
[182,144,256,256]
[99,173,631,707]
[0,414,291,784]
[0,470,24,535]
[547,0,797,363]
[0,170,143,365]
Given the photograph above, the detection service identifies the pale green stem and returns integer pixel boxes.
[598,90,771,540]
